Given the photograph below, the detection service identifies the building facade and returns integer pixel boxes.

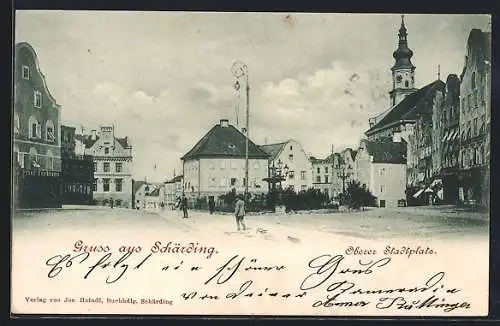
[435,75,461,204]
[13,42,63,209]
[458,29,491,206]
[181,119,269,205]
[356,139,407,208]
[81,125,133,207]
[260,139,313,193]
[164,175,183,206]
[61,125,94,205]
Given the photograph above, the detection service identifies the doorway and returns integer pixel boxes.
[379,199,386,208]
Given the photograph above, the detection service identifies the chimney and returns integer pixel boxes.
[91,129,97,140]
[220,119,229,127]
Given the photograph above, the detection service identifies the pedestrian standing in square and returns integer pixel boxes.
[181,194,189,219]
[234,194,246,231]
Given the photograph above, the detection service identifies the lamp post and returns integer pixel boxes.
[232,61,250,199]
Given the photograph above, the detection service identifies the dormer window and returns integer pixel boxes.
[22,65,30,80]
[34,90,42,108]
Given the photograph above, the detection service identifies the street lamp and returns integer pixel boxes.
[232,61,250,199]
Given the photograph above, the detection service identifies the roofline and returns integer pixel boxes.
[365,119,416,136]
[181,154,270,161]
[15,42,61,108]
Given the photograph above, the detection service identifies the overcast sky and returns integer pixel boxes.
[14,11,490,182]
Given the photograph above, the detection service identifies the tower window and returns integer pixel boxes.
[405,80,409,87]
[22,65,30,80]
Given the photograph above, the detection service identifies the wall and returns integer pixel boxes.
[370,163,407,208]
[273,140,313,192]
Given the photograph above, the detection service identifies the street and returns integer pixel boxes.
[12,205,489,243]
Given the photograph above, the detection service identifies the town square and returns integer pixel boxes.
[12,12,490,241]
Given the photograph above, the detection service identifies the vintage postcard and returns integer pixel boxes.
[11,11,491,317]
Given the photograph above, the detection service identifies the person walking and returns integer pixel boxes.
[208,197,215,215]
[181,194,189,219]
[234,195,246,231]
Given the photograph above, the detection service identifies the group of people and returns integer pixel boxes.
[174,194,247,231]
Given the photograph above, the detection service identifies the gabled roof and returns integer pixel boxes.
[181,121,269,160]
[361,139,407,164]
[259,141,288,161]
[165,175,183,184]
[74,134,130,149]
[365,80,445,136]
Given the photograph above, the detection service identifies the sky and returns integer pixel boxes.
[14,11,491,182]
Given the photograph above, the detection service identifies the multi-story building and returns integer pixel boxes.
[13,42,63,209]
[164,175,183,206]
[356,139,408,208]
[434,74,461,204]
[310,152,345,198]
[458,29,491,206]
[133,182,165,211]
[181,119,269,205]
[260,139,312,193]
[80,125,133,207]
[60,125,94,205]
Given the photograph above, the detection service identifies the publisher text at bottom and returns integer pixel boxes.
[105,297,173,305]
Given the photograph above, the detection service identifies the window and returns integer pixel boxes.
[316,167,320,174]
[467,94,472,111]
[103,162,110,172]
[220,178,226,187]
[405,80,409,88]
[115,179,123,192]
[209,177,216,187]
[231,178,237,186]
[209,162,215,170]
[324,175,329,183]
[473,118,478,136]
[300,171,306,180]
[290,145,293,151]
[34,90,42,108]
[220,160,226,169]
[28,116,41,139]
[380,168,385,176]
[46,120,55,142]
[471,71,476,89]
[230,161,237,169]
[316,176,321,183]
[243,178,247,187]
[103,179,110,192]
[324,166,328,173]
[115,162,122,173]
[14,113,20,135]
[93,162,97,172]
[104,147,109,154]
[288,154,294,161]
[380,185,386,193]
[288,171,295,179]
[22,65,30,79]
[93,179,97,191]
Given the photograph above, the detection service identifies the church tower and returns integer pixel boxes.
[389,15,417,106]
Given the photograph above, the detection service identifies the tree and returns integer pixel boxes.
[344,181,376,210]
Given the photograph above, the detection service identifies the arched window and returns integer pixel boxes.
[28,116,41,139]
[405,80,409,88]
[46,149,54,171]
[46,120,55,142]
[29,147,40,168]
[471,71,476,89]
[14,113,20,135]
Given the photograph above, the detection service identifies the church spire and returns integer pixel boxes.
[392,14,414,71]
[389,14,417,107]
